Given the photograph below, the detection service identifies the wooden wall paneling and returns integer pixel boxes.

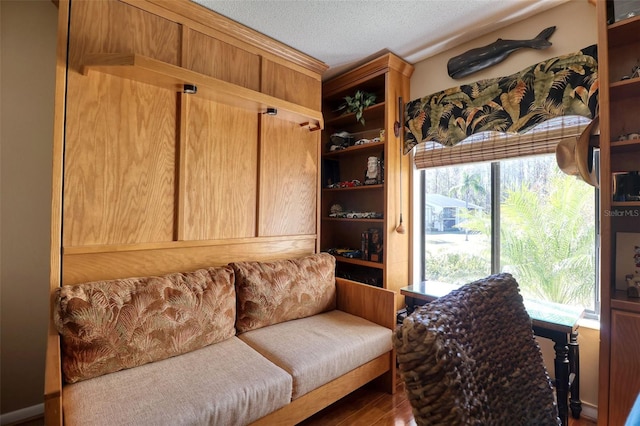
[176,92,189,240]
[46,3,70,424]
[175,25,190,241]
[68,0,181,71]
[185,29,260,91]
[609,310,640,425]
[182,98,258,240]
[262,59,322,110]
[61,236,317,285]
[258,116,318,237]
[63,73,177,247]
[596,1,613,420]
[384,68,410,308]
[134,0,328,79]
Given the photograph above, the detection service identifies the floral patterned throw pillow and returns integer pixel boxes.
[232,253,336,333]
[54,266,236,383]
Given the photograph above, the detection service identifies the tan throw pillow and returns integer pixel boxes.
[232,253,336,333]
[54,266,236,383]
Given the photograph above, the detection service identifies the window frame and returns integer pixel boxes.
[412,155,600,319]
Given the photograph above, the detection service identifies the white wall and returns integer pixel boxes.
[1,0,57,416]
[409,0,599,417]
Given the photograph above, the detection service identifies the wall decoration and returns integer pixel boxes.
[447,26,556,79]
[404,45,598,154]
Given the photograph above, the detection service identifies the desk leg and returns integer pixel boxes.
[554,339,570,426]
[569,330,582,419]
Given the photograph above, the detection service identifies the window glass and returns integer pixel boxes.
[423,163,492,285]
[419,154,597,313]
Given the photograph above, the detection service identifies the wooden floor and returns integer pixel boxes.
[12,380,596,426]
[298,377,597,426]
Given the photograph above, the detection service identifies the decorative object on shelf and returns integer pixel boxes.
[607,0,640,23]
[446,26,555,79]
[329,204,344,215]
[326,179,362,189]
[627,272,640,298]
[368,228,383,262]
[621,64,640,80]
[626,246,640,297]
[337,90,377,125]
[616,233,640,291]
[612,171,640,202]
[364,156,382,185]
[326,247,362,259]
[328,131,354,151]
[360,228,383,262]
[354,137,381,146]
[328,211,383,219]
[618,132,640,141]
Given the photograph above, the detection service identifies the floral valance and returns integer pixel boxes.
[404,44,598,154]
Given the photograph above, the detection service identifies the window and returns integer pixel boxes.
[415,154,598,315]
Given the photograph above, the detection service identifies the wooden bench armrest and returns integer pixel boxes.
[335,277,396,330]
[45,305,63,426]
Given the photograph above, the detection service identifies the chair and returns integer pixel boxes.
[393,273,560,426]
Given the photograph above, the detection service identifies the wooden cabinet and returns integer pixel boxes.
[56,0,326,279]
[596,2,640,424]
[47,3,328,421]
[320,53,413,309]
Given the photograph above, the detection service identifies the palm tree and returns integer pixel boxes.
[449,173,487,240]
[462,172,595,307]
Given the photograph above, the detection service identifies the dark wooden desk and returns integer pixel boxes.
[401,282,585,426]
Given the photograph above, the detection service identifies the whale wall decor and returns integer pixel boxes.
[447,26,556,79]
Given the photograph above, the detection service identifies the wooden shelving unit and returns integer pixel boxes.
[597,2,640,425]
[320,53,413,307]
[83,53,324,130]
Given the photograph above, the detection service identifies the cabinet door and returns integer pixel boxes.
[610,309,640,425]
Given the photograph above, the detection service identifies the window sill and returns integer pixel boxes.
[578,317,600,330]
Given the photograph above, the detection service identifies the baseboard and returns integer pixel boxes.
[0,403,44,426]
[579,402,598,422]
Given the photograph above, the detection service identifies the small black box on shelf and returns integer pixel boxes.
[361,231,369,260]
[368,228,383,262]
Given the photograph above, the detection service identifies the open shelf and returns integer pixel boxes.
[323,184,383,192]
[324,102,385,128]
[611,201,640,207]
[332,255,384,269]
[611,290,640,313]
[611,139,640,152]
[322,217,384,223]
[322,141,385,158]
[82,53,324,131]
[608,14,640,48]
[610,77,640,99]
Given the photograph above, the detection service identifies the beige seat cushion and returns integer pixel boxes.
[62,337,292,426]
[239,309,391,399]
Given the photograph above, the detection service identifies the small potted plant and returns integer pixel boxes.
[337,90,377,125]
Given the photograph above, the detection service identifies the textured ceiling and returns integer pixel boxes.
[192,0,567,80]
